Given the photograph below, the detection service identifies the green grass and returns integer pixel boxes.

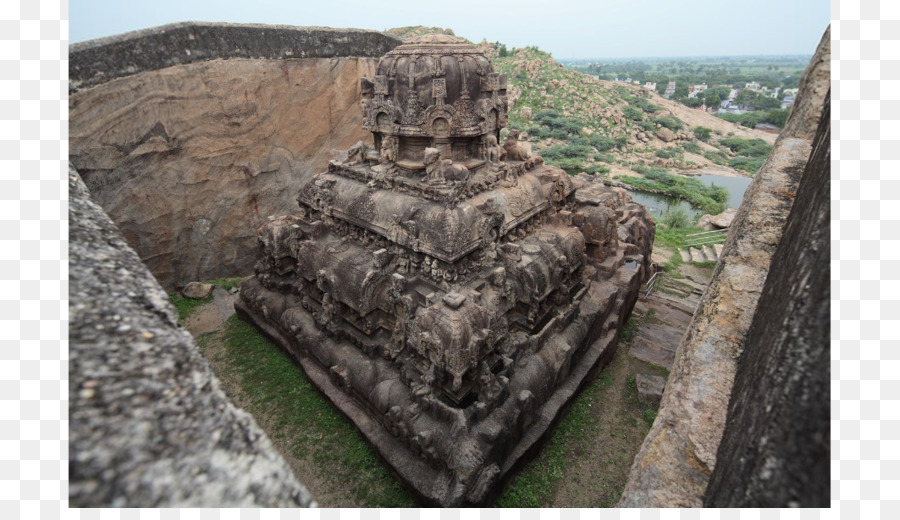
[168,277,247,321]
[494,374,605,507]
[729,156,766,174]
[661,204,691,229]
[719,137,773,157]
[653,224,705,249]
[212,315,416,507]
[616,167,728,215]
[169,293,212,321]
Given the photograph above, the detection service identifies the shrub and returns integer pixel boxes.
[552,157,585,174]
[655,148,679,159]
[568,135,590,147]
[704,151,729,165]
[587,164,610,175]
[662,203,691,229]
[719,137,773,157]
[729,156,766,174]
[693,126,712,141]
[652,115,684,131]
[622,105,644,121]
[524,125,548,138]
[590,135,617,152]
[632,97,661,114]
[682,141,701,154]
[716,108,790,129]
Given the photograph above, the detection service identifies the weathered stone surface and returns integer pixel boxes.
[629,327,679,370]
[655,128,676,142]
[635,374,666,405]
[182,281,214,299]
[69,166,314,507]
[619,26,830,508]
[697,208,737,230]
[71,50,391,290]
[70,22,401,91]
[236,37,655,506]
[704,93,830,508]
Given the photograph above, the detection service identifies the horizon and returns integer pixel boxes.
[70,0,830,60]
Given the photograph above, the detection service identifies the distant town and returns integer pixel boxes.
[561,55,809,130]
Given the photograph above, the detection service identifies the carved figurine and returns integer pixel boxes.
[503,129,531,161]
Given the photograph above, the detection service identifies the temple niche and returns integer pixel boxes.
[236,34,655,506]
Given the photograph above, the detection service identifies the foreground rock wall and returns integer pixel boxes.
[618,26,831,507]
[69,24,402,290]
[70,22,401,92]
[703,94,830,508]
[69,166,314,507]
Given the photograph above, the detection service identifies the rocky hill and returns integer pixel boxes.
[482,42,776,178]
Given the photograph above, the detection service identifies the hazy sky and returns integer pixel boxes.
[71,0,830,59]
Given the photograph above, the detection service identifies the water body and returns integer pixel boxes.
[695,174,752,211]
[627,191,703,220]
[626,173,752,220]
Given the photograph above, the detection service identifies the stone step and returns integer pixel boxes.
[679,248,692,263]
[635,373,667,405]
[702,245,718,262]
[689,247,706,263]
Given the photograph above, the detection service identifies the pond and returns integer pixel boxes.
[626,173,752,220]
[695,174,752,211]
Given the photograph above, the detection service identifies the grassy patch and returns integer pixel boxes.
[681,141,701,154]
[729,156,766,174]
[168,277,246,321]
[215,315,415,507]
[169,293,212,321]
[652,115,684,132]
[653,224,705,249]
[616,167,727,214]
[719,137,773,157]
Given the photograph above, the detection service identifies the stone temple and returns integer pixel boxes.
[236,34,654,506]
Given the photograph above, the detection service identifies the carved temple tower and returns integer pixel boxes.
[237,34,655,506]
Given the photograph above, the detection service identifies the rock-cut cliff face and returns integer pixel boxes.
[69,23,402,290]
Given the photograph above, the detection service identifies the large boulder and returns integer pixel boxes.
[656,128,676,142]
[697,208,738,230]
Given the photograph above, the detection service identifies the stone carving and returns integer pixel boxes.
[237,35,655,506]
[482,134,500,163]
[503,129,530,161]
